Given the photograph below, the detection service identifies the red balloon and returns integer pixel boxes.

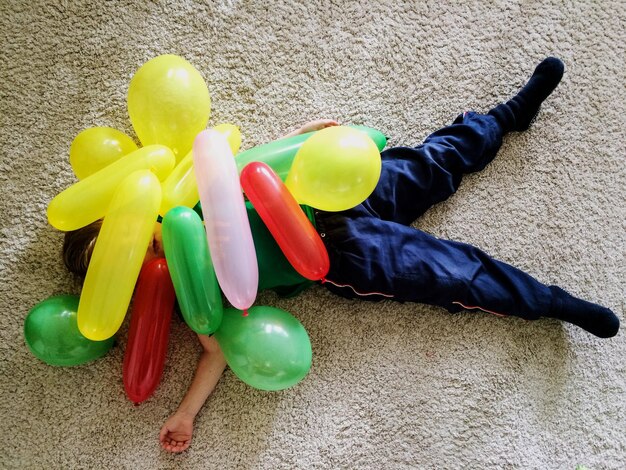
[123,258,175,404]
[241,161,329,281]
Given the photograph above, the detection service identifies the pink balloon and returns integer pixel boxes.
[193,130,258,311]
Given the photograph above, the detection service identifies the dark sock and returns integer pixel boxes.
[549,286,620,338]
[489,57,565,132]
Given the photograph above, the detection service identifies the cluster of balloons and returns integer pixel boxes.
[25,54,385,402]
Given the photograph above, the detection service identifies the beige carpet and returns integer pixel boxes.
[1,1,624,468]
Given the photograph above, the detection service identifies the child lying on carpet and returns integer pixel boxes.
[62,57,619,452]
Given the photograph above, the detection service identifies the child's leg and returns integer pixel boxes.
[363,57,564,225]
[318,213,619,338]
[363,112,504,224]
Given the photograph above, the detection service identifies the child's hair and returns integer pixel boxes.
[62,219,103,278]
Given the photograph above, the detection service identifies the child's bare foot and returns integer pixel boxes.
[159,411,194,453]
[284,119,339,138]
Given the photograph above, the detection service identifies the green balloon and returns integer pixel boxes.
[214,306,312,391]
[24,295,114,366]
[236,132,311,181]
[162,206,223,334]
[351,125,387,151]
[235,125,387,181]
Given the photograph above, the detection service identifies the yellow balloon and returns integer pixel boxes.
[78,170,162,341]
[48,145,174,231]
[213,123,242,155]
[128,55,211,163]
[70,127,138,179]
[160,124,242,217]
[285,126,382,211]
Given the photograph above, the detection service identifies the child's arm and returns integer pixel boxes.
[282,119,339,138]
[159,334,227,453]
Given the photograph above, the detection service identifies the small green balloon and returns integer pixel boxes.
[214,306,312,391]
[161,206,223,334]
[24,295,115,366]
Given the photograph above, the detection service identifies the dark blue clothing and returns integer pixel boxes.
[315,112,553,320]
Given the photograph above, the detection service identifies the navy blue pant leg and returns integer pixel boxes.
[317,112,554,319]
[362,112,504,224]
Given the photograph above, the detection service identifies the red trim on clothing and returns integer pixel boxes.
[452,301,508,317]
[323,278,395,298]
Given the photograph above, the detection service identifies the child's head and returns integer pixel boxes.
[63,220,164,278]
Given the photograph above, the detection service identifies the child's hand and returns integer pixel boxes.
[297,119,339,134]
[283,119,339,138]
[159,411,194,453]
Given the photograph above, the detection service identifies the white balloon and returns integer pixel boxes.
[193,130,258,311]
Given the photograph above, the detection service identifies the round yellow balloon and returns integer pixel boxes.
[160,124,242,217]
[78,170,162,341]
[128,55,211,163]
[70,127,138,179]
[285,126,382,211]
